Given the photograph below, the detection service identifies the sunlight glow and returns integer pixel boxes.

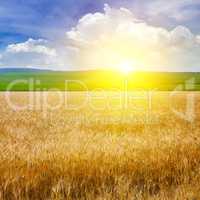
[118,61,134,75]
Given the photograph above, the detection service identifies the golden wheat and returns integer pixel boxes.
[0,92,200,200]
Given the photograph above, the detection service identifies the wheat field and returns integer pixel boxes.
[0,92,200,200]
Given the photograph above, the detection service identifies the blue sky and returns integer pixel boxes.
[1,0,200,48]
[0,0,200,71]
[0,0,108,48]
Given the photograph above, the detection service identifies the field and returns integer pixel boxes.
[1,69,200,91]
[0,91,200,199]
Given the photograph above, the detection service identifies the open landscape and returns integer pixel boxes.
[1,69,200,91]
[0,92,200,199]
[1,1,200,199]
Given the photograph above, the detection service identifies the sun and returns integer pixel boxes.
[118,61,134,75]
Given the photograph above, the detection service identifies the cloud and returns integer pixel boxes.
[1,4,200,71]
[197,36,200,44]
[0,38,60,68]
[6,38,57,56]
[65,4,200,71]
[146,0,200,22]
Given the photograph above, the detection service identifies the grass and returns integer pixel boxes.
[0,91,200,199]
[1,70,200,91]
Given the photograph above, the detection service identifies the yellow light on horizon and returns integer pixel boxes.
[118,61,134,75]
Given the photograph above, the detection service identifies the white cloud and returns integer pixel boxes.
[196,36,200,44]
[146,0,200,22]
[6,38,57,57]
[65,4,200,71]
[0,38,62,68]
[1,4,200,71]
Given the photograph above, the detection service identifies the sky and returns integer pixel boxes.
[0,0,200,71]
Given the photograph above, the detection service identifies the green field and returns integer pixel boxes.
[1,69,200,91]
